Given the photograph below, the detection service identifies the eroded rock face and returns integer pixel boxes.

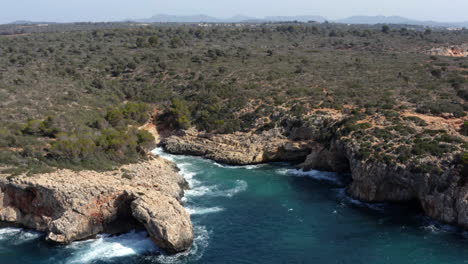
[428,44,468,57]
[161,125,468,230]
[0,156,193,253]
[161,128,311,165]
[302,141,468,229]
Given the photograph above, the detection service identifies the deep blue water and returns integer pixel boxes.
[1,148,468,264]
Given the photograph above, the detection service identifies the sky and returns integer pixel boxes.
[1,0,468,24]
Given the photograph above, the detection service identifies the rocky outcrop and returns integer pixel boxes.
[160,123,468,229]
[300,140,468,228]
[428,44,468,57]
[162,128,311,165]
[0,156,193,254]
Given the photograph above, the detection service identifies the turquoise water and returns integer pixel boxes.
[1,149,468,264]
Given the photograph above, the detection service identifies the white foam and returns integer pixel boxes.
[66,231,157,264]
[155,225,210,264]
[419,217,458,234]
[0,227,42,244]
[185,185,217,197]
[243,164,266,170]
[335,188,386,211]
[0,227,22,236]
[213,162,266,170]
[152,147,175,161]
[213,162,237,169]
[185,180,248,198]
[224,180,248,197]
[279,168,342,184]
[187,206,225,215]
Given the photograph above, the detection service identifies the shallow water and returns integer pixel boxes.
[1,148,468,264]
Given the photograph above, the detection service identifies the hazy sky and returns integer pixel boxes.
[2,0,467,24]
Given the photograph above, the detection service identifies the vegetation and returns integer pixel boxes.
[0,21,466,175]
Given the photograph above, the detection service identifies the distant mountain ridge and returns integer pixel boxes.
[131,14,468,27]
[133,14,327,23]
[9,20,57,25]
[7,15,468,28]
[337,16,468,27]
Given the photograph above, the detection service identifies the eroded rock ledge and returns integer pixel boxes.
[160,127,467,229]
[162,128,312,165]
[0,156,193,254]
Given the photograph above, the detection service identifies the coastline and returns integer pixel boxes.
[0,155,194,254]
[157,121,467,230]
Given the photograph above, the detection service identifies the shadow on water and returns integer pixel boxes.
[282,166,468,242]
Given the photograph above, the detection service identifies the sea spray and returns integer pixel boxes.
[187,206,225,215]
[153,225,211,264]
[65,231,158,264]
[185,180,248,198]
[0,228,42,245]
[277,168,343,185]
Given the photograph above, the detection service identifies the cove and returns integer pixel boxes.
[0,149,468,264]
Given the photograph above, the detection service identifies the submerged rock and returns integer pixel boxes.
[0,156,193,254]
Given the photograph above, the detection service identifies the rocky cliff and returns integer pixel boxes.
[162,128,311,165]
[0,156,193,254]
[158,109,467,229]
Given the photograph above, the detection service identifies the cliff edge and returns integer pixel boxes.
[0,156,193,254]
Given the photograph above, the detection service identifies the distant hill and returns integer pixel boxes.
[131,14,468,28]
[6,15,468,28]
[336,16,468,28]
[132,14,326,23]
[336,16,415,25]
[261,15,326,22]
[9,20,57,25]
[135,14,220,23]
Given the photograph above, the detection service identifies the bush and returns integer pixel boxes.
[462,121,468,136]
[105,102,151,127]
[136,130,155,149]
[22,117,59,137]
[411,139,453,157]
[169,98,191,129]
[50,133,97,162]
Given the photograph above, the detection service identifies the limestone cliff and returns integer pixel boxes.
[162,128,311,165]
[0,156,193,254]
[157,110,467,230]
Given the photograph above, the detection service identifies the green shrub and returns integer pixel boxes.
[462,121,468,136]
[136,130,155,149]
[50,133,97,162]
[411,139,453,157]
[437,134,463,144]
[22,117,59,137]
[169,98,192,130]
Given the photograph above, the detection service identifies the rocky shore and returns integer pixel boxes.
[159,113,467,229]
[0,156,193,254]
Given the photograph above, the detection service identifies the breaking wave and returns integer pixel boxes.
[213,162,267,170]
[0,227,42,245]
[334,188,386,212]
[187,206,225,215]
[153,225,211,264]
[277,168,343,185]
[185,180,248,198]
[65,231,158,264]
